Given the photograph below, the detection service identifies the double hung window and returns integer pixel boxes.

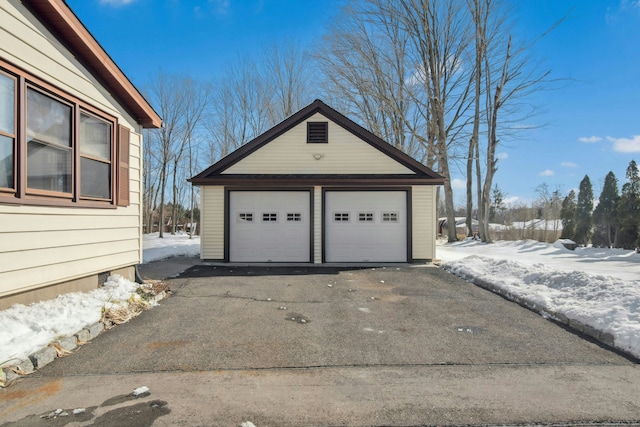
[0,61,128,208]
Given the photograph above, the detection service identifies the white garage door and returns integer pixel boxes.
[229,191,311,262]
[325,191,407,262]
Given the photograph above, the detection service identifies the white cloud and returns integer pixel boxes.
[606,135,640,153]
[503,196,520,206]
[99,0,136,5]
[539,169,555,177]
[451,178,466,190]
[561,161,577,168]
[578,136,603,143]
[496,152,509,160]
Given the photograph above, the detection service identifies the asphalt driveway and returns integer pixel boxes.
[1,261,639,426]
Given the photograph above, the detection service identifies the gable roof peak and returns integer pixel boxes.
[190,99,444,183]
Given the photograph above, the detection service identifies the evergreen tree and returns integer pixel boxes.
[616,160,640,249]
[489,185,507,222]
[574,175,594,245]
[560,190,576,239]
[592,171,619,247]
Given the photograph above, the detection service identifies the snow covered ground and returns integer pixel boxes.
[0,234,200,368]
[142,232,200,263]
[438,239,640,359]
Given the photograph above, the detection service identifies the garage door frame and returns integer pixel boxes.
[224,187,314,263]
[322,187,412,263]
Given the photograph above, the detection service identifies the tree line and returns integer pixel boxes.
[559,160,640,250]
[143,0,556,240]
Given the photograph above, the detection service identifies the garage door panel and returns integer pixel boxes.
[325,191,407,262]
[229,191,311,262]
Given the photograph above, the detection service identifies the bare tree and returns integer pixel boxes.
[263,42,312,121]
[204,43,313,163]
[169,77,209,234]
[146,72,209,237]
[146,72,187,238]
[475,3,554,242]
[392,0,475,242]
[316,0,429,160]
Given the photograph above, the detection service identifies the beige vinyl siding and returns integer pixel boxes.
[411,186,436,261]
[201,186,225,260]
[313,186,322,263]
[0,2,144,297]
[223,113,415,175]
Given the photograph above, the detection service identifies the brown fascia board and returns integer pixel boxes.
[24,0,162,129]
[190,99,444,182]
[189,174,446,186]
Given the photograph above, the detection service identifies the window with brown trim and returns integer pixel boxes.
[0,61,122,208]
[0,70,16,192]
[307,122,328,143]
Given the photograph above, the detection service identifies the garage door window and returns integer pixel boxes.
[287,213,302,222]
[358,212,374,222]
[334,212,349,222]
[263,213,278,222]
[238,213,253,222]
[382,212,399,222]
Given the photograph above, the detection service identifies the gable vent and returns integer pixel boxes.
[307,122,328,143]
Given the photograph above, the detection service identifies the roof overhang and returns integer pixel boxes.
[25,0,162,129]
[189,174,446,186]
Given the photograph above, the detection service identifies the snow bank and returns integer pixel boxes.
[0,275,140,364]
[439,239,640,358]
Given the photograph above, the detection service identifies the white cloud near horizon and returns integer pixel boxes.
[561,161,577,168]
[496,152,509,160]
[99,0,136,5]
[606,135,640,153]
[578,136,603,143]
[503,196,520,206]
[539,169,555,177]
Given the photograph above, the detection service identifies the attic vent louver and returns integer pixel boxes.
[307,122,328,143]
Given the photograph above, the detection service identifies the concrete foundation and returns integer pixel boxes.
[0,265,136,310]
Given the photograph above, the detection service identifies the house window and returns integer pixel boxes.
[334,212,349,222]
[239,212,253,222]
[307,122,328,143]
[263,213,278,222]
[382,212,399,222]
[287,213,302,222]
[80,112,112,199]
[0,61,123,208]
[358,212,374,222]
[26,87,73,195]
[0,71,15,190]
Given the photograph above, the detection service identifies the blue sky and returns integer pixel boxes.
[66,0,640,206]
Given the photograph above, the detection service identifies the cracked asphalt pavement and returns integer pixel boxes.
[1,259,640,426]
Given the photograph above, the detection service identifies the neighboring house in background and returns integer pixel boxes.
[189,99,444,264]
[0,0,161,309]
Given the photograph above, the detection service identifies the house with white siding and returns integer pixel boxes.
[0,0,161,309]
[189,99,444,264]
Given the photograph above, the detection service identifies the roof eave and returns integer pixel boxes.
[188,175,446,186]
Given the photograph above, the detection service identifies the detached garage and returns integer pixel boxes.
[189,99,444,264]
